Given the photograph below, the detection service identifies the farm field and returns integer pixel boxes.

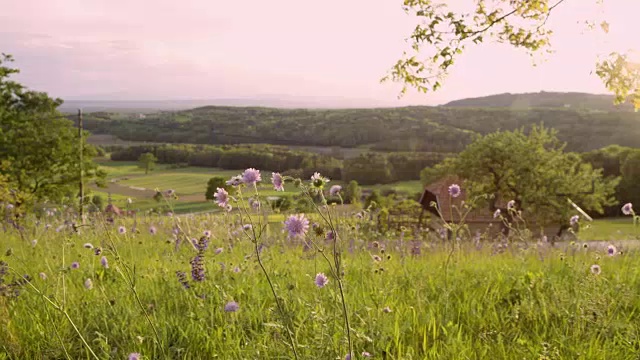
[91,160,425,214]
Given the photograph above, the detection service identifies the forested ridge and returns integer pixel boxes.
[82,101,640,153]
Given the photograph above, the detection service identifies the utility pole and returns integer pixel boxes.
[78,109,84,224]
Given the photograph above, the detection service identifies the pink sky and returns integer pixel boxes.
[0,0,637,106]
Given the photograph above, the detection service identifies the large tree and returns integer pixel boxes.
[138,152,157,174]
[386,0,639,110]
[0,54,104,209]
[422,125,619,226]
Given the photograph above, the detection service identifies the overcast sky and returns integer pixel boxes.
[0,0,637,106]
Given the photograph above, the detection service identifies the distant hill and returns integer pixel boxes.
[443,91,635,112]
[81,102,640,154]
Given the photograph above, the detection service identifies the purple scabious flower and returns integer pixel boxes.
[622,203,633,216]
[176,271,190,289]
[190,255,205,282]
[203,230,211,238]
[128,353,141,360]
[329,185,342,197]
[284,214,310,238]
[224,301,240,313]
[448,184,461,198]
[84,278,93,290]
[118,226,126,234]
[214,188,229,208]
[272,172,284,191]
[243,224,252,231]
[214,247,223,255]
[607,244,617,256]
[507,200,516,210]
[242,168,261,185]
[249,198,260,210]
[100,256,109,269]
[315,273,329,288]
[590,264,601,275]
[149,226,157,235]
[326,230,335,241]
[570,215,579,227]
[71,262,80,270]
[493,209,501,218]
[226,175,243,187]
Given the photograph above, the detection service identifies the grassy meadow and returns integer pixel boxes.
[2,176,640,359]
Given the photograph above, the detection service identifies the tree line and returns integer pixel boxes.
[81,104,640,153]
[109,144,448,185]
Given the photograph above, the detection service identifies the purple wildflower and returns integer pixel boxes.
[128,353,141,360]
[284,214,310,238]
[243,224,252,231]
[329,185,342,196]
[214,247,223,255]
[204,230,211,238]
[622,203,633,216]
[362,352,372,358]
[196,237,210,252]
[570,215,579,227]
[71,262,80,270]
[233,266,241,273]
[118,226,126,234]
[224,301,240,313]
[226,175,243,187]
[225,204,233,212]
[100,256,109,269]
[326,230,335,241]
[315,273,329,288]
[448,184,461,198]
[249,198,260,210]
[84,278,93,290]
[214,188,229,208]
[590,264,601,275]
[149,226,157,235]
[507,200,516,210]
[345,354,352,360]
[493,209,501,219]
[166,189,175,196]
[190,255,205,282]
[272,172,284,191]
[176,271,190,289]
[372,255,382,262]
[607,244,617,256]
[242,168,261,185]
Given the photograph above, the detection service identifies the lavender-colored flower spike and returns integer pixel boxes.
[242,168,261,185]
[448,184,461,198]
[214,188,229,208]
[272,172,284,191]
[190,255,205,282]
[284,214,310,238]
[315,273,329,288]
[622,203,633,216]
[224,301,240,312]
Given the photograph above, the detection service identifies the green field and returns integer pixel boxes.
[91,160,426,214]
[2,205,640,359]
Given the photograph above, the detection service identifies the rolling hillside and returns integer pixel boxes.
[79,92,640,153]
